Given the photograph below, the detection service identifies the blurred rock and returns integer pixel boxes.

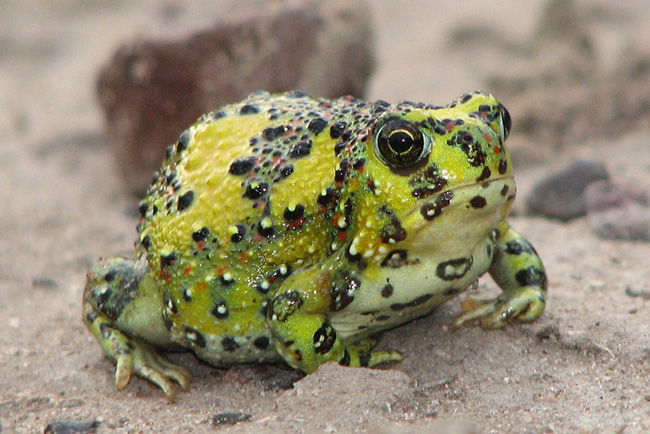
[97,0,374,194]
[584,181,649,213]
[480,0,650,162]
[585,181,650,242]
[526,160,609,221]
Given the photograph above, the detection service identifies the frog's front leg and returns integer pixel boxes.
[266,272,402,373]
[82,257,191,399]
[453,221,547,329]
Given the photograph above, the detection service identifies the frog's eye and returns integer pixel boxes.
[498,104,512,142]
[374,119,431,168]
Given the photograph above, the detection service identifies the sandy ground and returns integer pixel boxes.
[1,1,650,433]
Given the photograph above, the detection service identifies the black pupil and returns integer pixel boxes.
[389,131,414,154]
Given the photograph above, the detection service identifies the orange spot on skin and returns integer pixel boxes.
[483,134,492,143]
[196,281,208,292]
[184,265,192,276]
[197,241,205,250]
[288,218,305,230]
[239,251,249,262]
[445,121,456,132]
[338,231,348,242]
[493,144,501,154]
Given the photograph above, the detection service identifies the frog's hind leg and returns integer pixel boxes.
[266,274,402,373]
[82,257,191,399]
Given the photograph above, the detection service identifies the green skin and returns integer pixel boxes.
[83,91,547,399]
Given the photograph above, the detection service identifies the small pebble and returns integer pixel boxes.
[44,419,100,434]
[212,412,252,426]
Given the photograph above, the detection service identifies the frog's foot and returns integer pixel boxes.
[452,286,546,330]
[83,299,191,400]
[114,337,192,401]
[345,338,403,368]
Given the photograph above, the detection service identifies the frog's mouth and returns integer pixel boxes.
[414,175,516,223]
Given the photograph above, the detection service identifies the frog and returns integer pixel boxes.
[83,90,547,399]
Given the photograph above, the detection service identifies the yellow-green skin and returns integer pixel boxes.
[83,90,547,399]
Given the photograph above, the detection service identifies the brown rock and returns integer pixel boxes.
[97,0,374,194]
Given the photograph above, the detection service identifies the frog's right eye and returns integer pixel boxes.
[498,104,512,142]
[374,118,431,168]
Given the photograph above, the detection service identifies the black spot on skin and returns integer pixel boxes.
[177,191,195,211]
[503,239,537,256]
[444,287,461,296]
[290,140,312,158]
[515,266,548,290]
[469,195,487,209]
[340,349,351,366]
[263,125,286,141]
[138,202,148,218]
[160,252,177,268]
[359,351,371,367]
[436,257,473,281]
[244,182,269,200]
[239,104,259,115]
[229,156,257,175]
[222,337,239,352]
[99,322,111,339]
[420,191,454,221]
[498,159,508,174]
[258,219,275,237]
[376,315,391,321]
[231,223,246,243]
[284,204,305,221]
[477,166,491,182]
[254,336,271,350]
[313,323,337,355]
[380,249,409,268]
[500,185,510,196]
[85,310,98,324]
[104,270,117,283]
[390,293,434,311]
[308,118,328,135]
[212,111,226,120]
[330,121,347,139]
[141,234,151,250]
[192,226,210,242]
[182,288,193,302]
[176,130,191,152]
[211,301,229,319]
[381,284,394,298]
[280,164,294,179]
[186,327,206,348]
[330,273,360,311]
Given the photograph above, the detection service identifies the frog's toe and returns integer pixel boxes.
[115,341,192,400]
[452,287,546,330]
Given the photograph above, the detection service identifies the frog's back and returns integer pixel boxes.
[135,92,374,364]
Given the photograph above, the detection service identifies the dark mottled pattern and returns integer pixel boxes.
[436,257,473,281]
[390,293,434,311]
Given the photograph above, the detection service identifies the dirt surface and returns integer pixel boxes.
[1,1,650,433]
